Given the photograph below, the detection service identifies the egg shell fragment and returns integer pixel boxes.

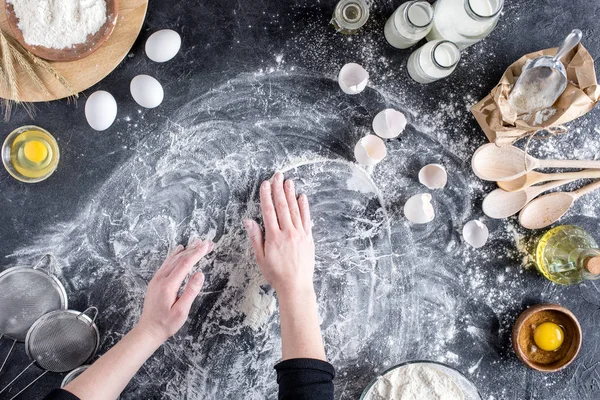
[463,220,489,248]
[145,29,182,63]
[85,90,117,131]
[404,193,435,224]
[338,63,369,95]
[354,135,387,166]
[130,75,164,109]
[418,164,448,189]
[372,109,407,139]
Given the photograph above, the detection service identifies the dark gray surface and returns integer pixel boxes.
[2,0,600,399]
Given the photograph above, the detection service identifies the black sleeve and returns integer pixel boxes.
[275,358,335,400]
[43,389,81,400]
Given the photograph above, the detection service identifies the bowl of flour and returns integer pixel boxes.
[5,0,119,62]
[360,360,482,400]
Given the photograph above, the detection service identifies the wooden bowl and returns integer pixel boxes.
[512,304,582,372]
[5,0,119,62]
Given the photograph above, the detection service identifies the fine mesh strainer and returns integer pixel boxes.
[0,307,99,400]
[0,255,67,374]
[61,365,90,388]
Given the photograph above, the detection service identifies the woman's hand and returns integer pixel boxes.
[244,172,326,361]
[244,172,315,299]
[136,240,213,343]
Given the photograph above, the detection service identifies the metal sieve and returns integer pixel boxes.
[0,255,68,374]
[61,365,90,388]
[0,307,99,400]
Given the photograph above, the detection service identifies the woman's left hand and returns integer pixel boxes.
[137,240,214,343]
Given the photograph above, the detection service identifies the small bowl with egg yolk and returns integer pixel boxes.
[512,303,582,372]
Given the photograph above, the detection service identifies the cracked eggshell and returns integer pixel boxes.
[372,109,407,139]
[463,220,489,248]
[403,193,435,224]
[354,135,387,166]
[418,164,447,189]
[338,63,369,95]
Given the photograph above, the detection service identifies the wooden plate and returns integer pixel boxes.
[5,0,120,62]
[0,0,148,102]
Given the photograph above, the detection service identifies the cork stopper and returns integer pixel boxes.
[584,256,600,275]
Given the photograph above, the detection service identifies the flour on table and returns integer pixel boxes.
[239,274,276,332]
[8,0,107,49]
[365,364,464,400]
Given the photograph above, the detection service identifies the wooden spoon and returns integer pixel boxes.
[497,169,600,192]
[483,180,570,219]
[518,180,600,229]
[471,144,600,182]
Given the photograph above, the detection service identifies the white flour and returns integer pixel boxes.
[365,364,464,400]
[8,0,107,49]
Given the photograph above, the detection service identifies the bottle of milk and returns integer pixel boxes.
[426,0,504,49]
[384,1,434,49]
[407,40,461,84]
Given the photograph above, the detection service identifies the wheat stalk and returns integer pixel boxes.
[27,52,78,103]
[10,45,52,98]
[0,29,79,119]
[0,30,19,118]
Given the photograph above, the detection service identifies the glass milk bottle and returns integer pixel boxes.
[384,1,434,49]
[426,0,504,49]
[407,40,461,84]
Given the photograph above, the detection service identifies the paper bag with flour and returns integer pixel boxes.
[471,44,600,145]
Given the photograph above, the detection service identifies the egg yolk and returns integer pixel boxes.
[533,322,564,351]
[23,140,48,163]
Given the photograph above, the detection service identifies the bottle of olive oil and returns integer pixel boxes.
[535,225,600,285]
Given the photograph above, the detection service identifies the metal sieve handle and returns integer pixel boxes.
[8,370,48,400]
[77,307,99,325]
[0,339,17,375]
[0,361,35,395]
[32,254,60,275]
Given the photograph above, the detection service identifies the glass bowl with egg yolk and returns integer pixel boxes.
[1,125,60,183]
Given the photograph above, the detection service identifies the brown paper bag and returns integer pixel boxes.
[471,43,600,145]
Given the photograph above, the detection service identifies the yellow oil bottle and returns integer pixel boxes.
[2,126,59,183]
[535,225,600,285]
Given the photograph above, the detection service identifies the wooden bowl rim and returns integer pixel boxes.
[4,0,120,62]
[512,303,582,372]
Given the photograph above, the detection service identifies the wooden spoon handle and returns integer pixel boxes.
[538,159,600,170]
[539,169,600,182]
[574,179,600,198]
[530,179,572,197]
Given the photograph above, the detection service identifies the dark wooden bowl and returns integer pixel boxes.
[4,0,119,62]
[512,303,582,372]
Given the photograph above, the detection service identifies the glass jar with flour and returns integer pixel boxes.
[407,40,461,84]
[384,1,434,49]
[426,0,504,49]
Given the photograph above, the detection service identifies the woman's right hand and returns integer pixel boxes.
[244,172,315,298]
[136,240,213,343]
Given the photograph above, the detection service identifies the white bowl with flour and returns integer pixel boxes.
[360,360,481,400]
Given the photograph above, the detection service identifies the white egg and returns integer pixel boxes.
[145,29,181,63]
[85,90,117,131]
[372,109,407,139]
[462,220,489,248]
[130,75,164,108]
[404,193,435,224]
[338,63,369,95]
[418,164,448,189]
[354,135,387,166]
